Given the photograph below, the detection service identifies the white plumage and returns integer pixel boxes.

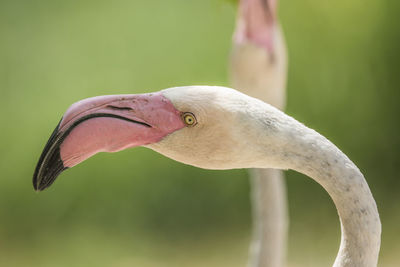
[151,86,381,267]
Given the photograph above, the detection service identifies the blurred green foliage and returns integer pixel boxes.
[0,0,399,266]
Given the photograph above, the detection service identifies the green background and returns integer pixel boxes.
[0,0,399,266]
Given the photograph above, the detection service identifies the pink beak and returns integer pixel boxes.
[33,92,185,191]
[234,0,278,53]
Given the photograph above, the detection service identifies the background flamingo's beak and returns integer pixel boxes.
[234,0,278,53]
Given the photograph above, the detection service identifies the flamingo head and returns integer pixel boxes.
[33,86,273,191]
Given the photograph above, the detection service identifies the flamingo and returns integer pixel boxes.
[33,86,381,267]
[230,0,288,266]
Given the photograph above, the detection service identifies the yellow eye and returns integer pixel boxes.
[182,112,197,126]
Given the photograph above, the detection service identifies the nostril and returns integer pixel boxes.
[106,105,133,111]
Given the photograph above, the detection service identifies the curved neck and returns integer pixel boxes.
[255,115,381,266]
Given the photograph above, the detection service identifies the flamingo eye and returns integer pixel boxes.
[182,112,197,126]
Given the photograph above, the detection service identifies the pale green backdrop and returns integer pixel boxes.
[0,0,399,266]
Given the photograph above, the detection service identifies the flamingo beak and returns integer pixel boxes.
[234,0,277,53]
[33,92,185,191]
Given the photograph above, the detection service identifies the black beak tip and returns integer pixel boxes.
[32,119,67,192]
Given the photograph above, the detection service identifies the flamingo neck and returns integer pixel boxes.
[256,117,381,266]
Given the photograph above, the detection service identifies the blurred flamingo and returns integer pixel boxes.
[230,0,287,266]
